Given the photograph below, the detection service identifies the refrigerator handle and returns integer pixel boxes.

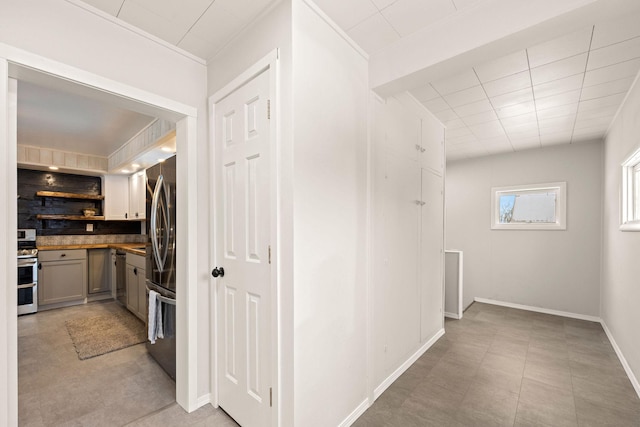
[150,174,166,274]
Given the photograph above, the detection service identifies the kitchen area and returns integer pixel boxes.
[15,76,181,425]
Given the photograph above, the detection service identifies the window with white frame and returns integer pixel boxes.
[491,182,567,230]
[620,147,640,231]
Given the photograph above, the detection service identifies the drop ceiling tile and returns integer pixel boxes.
[580,77,634,101]
[381,0,456,37]
[479,135,510,145]
[434,109,460,122]
[578,93,626,112]
[482,71,531,98]
[505,126,540,139]
[495,101,535,119]
[490,87,534,109]
[461,110,499,126]
[535,89,582,110]
[572,125,608,138]
[371,0,396,8]
[347,12,400,54]
[447,134,478,145]
[443,118,466,130]
[485,141,514,155]
[216,0,274,18]
[576,105,619,121]
[453,99,493,117]
[311,0,378,30]
[583,58,640,87]
[410,84,440,102]
[443,86,487,108]
[177,32,215,59]
[422,97,450,113]
[532,74,584,99]
[536,103,579,120]
[588,37,640,71]
[431,70,481,95]
[527,27,593,68]
[539,125,574,137]
[591,13,640,49]
[540,132,572,146]
[81,0,124,16]
[500,112,538,128]
[446,127,473,139]
[574,116,613,129]
[181,1,243,46]
[511,136,541,151]
[469,121,505,139]
[530,53,588,85]
[538,115,576,130]
[474,50,529,82]
[452,0,483,11]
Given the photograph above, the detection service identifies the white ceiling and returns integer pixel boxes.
[17,80,156,157]
[79,0,277,61]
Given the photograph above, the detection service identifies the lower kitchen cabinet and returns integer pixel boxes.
[88,248,111,294]
[39,249,87,306]
[126,253,146,320]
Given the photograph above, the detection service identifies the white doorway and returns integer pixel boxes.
[0,52,200,424]
[209,52,279,427]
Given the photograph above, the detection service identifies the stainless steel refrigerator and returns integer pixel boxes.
[146,155,176,380]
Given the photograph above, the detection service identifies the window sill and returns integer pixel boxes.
[620,222,640,231]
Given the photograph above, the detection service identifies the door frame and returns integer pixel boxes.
[0,44,201,425]
[208,49,280,427]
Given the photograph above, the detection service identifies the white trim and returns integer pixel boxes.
[301,0,369,61]
[445,312,462,320]
[208,49,280,427]
[600,321,640,399]
[474,297,601,322]
[63,0,206,65]
[445,250,464,320]
[196,393,212,409]
[619,146,640,231]
[338,398,370,427]
[491,181,567,230]
[373,328,445,400]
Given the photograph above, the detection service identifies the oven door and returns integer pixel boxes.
[18,258,38,315]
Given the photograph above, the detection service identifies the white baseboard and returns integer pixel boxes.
[600,321,640,399]
[444,312,461,320]
[373,328,445,400]
[474,297,601,323]
[194,393,211,411]
[338,398,369,427]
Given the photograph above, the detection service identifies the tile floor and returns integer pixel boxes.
[18,301,238,427]
[354,302,640,426]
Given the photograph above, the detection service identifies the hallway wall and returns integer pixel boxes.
[446,142,603,317]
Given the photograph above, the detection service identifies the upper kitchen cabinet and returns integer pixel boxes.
[128,171,146,220]
[103,175,129,220]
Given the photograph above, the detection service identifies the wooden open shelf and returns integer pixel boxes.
[36,191,105,201]
[37,214,105,221]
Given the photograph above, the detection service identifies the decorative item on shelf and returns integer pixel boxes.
[83,208,97,217]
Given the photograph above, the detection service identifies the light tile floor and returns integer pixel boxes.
[18,301,238,427]
[354,302,640,426]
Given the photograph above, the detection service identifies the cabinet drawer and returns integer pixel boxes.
[39,249,87,262]
[126,253,145,269]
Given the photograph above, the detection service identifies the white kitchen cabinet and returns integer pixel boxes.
[126,253,146,320]
[128,171,146,220]
[39,249,87,306]
[103,174,129,220]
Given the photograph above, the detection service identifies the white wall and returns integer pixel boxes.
[601,75,640,392]
[291,1,369,425]
[0,0,210,419]
[446,142,603,316]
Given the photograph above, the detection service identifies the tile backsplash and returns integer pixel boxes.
[37,234,147,246]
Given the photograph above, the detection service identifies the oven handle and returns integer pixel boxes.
[18,259,37,267]
[17,283,37,289]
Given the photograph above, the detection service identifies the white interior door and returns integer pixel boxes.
[215,69,271,427]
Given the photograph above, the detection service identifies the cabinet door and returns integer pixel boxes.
[420,115,445,175]
[88,249,110,294]
[126,263,139,316]
[39,259,87,305]
[128,171,146,220]
[103,175,130,220]
[137,268,147,320]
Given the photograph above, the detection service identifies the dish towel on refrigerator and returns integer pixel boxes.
[148,290,164,344]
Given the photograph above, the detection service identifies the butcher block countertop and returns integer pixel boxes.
[37,243,147,256]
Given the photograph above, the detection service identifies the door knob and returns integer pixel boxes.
[211,267,225,278]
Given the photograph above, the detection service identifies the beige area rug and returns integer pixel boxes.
[65,308,146,360]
